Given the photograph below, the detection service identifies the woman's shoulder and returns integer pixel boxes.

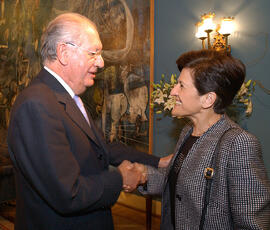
[224,115,260,144]
[221,117,262,162]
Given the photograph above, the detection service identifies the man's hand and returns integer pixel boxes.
[158,154,173,168]
[118,160,143,192]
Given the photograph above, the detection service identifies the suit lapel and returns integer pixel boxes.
[58,94,99,145]
[36,69,99,146]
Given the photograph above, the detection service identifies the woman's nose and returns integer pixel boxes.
[170,85,178,96]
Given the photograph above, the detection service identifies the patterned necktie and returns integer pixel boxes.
[73,95,90,126]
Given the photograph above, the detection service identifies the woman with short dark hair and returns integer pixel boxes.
[176,50,245,114]
[139,50,270,229]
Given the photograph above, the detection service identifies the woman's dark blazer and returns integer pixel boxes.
[140,115,270,230]
[7,69,159,230]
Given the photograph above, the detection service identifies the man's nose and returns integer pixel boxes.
[96,55,104,68]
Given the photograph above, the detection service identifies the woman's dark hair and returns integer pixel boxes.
[176,50,246,114]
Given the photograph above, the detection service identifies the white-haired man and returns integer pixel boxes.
[8,13,170,230]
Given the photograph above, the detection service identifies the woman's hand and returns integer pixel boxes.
[158,154,173,168]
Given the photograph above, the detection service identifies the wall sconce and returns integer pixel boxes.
[195,13,234,53]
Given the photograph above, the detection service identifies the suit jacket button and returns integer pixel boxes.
[176,194,181,201]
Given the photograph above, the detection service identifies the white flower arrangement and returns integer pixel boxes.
[150,74,177,115]
[234,79,255,116]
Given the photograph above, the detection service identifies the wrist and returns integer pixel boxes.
[140,165,148,184]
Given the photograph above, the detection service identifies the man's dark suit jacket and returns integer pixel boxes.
[7,69,159,230]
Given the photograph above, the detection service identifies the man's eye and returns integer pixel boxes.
[88,51,101,58]
[88,52,96,57]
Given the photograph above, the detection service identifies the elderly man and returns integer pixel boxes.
[8,13,169,230]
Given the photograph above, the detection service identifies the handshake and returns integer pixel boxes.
[118,160,147,193]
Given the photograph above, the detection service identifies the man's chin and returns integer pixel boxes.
[85,79,95,87]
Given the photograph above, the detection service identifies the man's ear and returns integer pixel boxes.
[56,43,69,66]
[202,92,217,109]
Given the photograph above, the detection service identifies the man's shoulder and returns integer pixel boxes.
[20,78,53,101]
[12,74,57,113]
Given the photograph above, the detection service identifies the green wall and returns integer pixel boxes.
[153,0,270,177]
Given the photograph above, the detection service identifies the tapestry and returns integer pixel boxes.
[0,215,13,230]
[0,0,151,153]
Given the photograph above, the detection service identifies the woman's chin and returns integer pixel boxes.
[171,109,181,118]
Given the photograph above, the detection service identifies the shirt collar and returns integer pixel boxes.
[44,66,75,98]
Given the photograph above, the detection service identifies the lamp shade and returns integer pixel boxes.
[201,13,216,31]
[219,17,234,35]
[195,22,207,38]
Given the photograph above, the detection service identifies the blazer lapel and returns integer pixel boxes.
[176,116,230,190]
[162,125,193,186]
[164,116,228,186]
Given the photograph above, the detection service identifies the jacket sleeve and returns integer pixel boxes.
[137,166,167,196]
[85,120,161,168]
[107,142,160,168]
[8,98,122,215]
[137,128,189,196]
[227,132,270,229]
